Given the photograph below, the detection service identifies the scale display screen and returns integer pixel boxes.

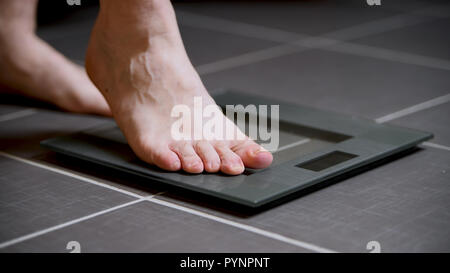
[296,151,358,172]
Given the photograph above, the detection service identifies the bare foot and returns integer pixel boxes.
[86,0,272,175]
[0,34,111,116]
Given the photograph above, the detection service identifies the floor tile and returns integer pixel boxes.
[181,25,279,66]
[352,17,450,60]
[0,109,110,158]
[34,152,162,197]
[155,147,450,252]
[0,156,136,242]
[2,201,306,252]
[176,0,401,36]
[36,4,99,42]
[202,48,450,119]
[389,102,450,147]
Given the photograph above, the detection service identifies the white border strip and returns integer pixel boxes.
[0,151,143,199]
[146,196,337,253]
[375,93,450,123]
[0,199,145,249]
[0,109,37,123]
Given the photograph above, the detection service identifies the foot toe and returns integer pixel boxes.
[232,140,273,169]
[172,142,204,173]
[151,147,182,171]
[133,142,181,171]
[195,141,221,173]
[214,144,245,175]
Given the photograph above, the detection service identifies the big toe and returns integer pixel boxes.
[232,140,273,169]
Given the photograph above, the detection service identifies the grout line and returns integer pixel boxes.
[177,10,303,43]
[375,93,450,123]
[0,151,144,199]
[422,142,450,152]
[274,138,311,153]
[145,196,337,253]
[0,109,37,123]
[326,42,450,71]
[323,13,433,41]
[197,44,301,75]
[0,199,146,249]
[374,94,450,153]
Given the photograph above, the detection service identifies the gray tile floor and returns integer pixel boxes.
[0,0,449,253]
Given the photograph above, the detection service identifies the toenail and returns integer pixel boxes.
[209,162,219,171]
[189,161,202,169]
[251,146,268,156]
[171,160,181,170]
[231,165,244,173]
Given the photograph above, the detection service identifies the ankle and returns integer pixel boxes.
[0,34,39,70]
[96,0,178,41]
[0,28,35,50]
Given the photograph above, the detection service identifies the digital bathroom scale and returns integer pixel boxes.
[41,90,432,208]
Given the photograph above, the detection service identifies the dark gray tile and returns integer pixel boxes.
[202,48,450,119]
[36,5,97,61]
[181,26,279,66]
[41,31,91,62]
[36,5,99,42]
[389,102,450,147]
[3,201,306,252]
[155,147,450,252]
[34,152,162,197]
[373,207,450,252]
[176,0,401,36]
[352,17,450,60]
[0,156,136,243]
[0,109,110,158]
